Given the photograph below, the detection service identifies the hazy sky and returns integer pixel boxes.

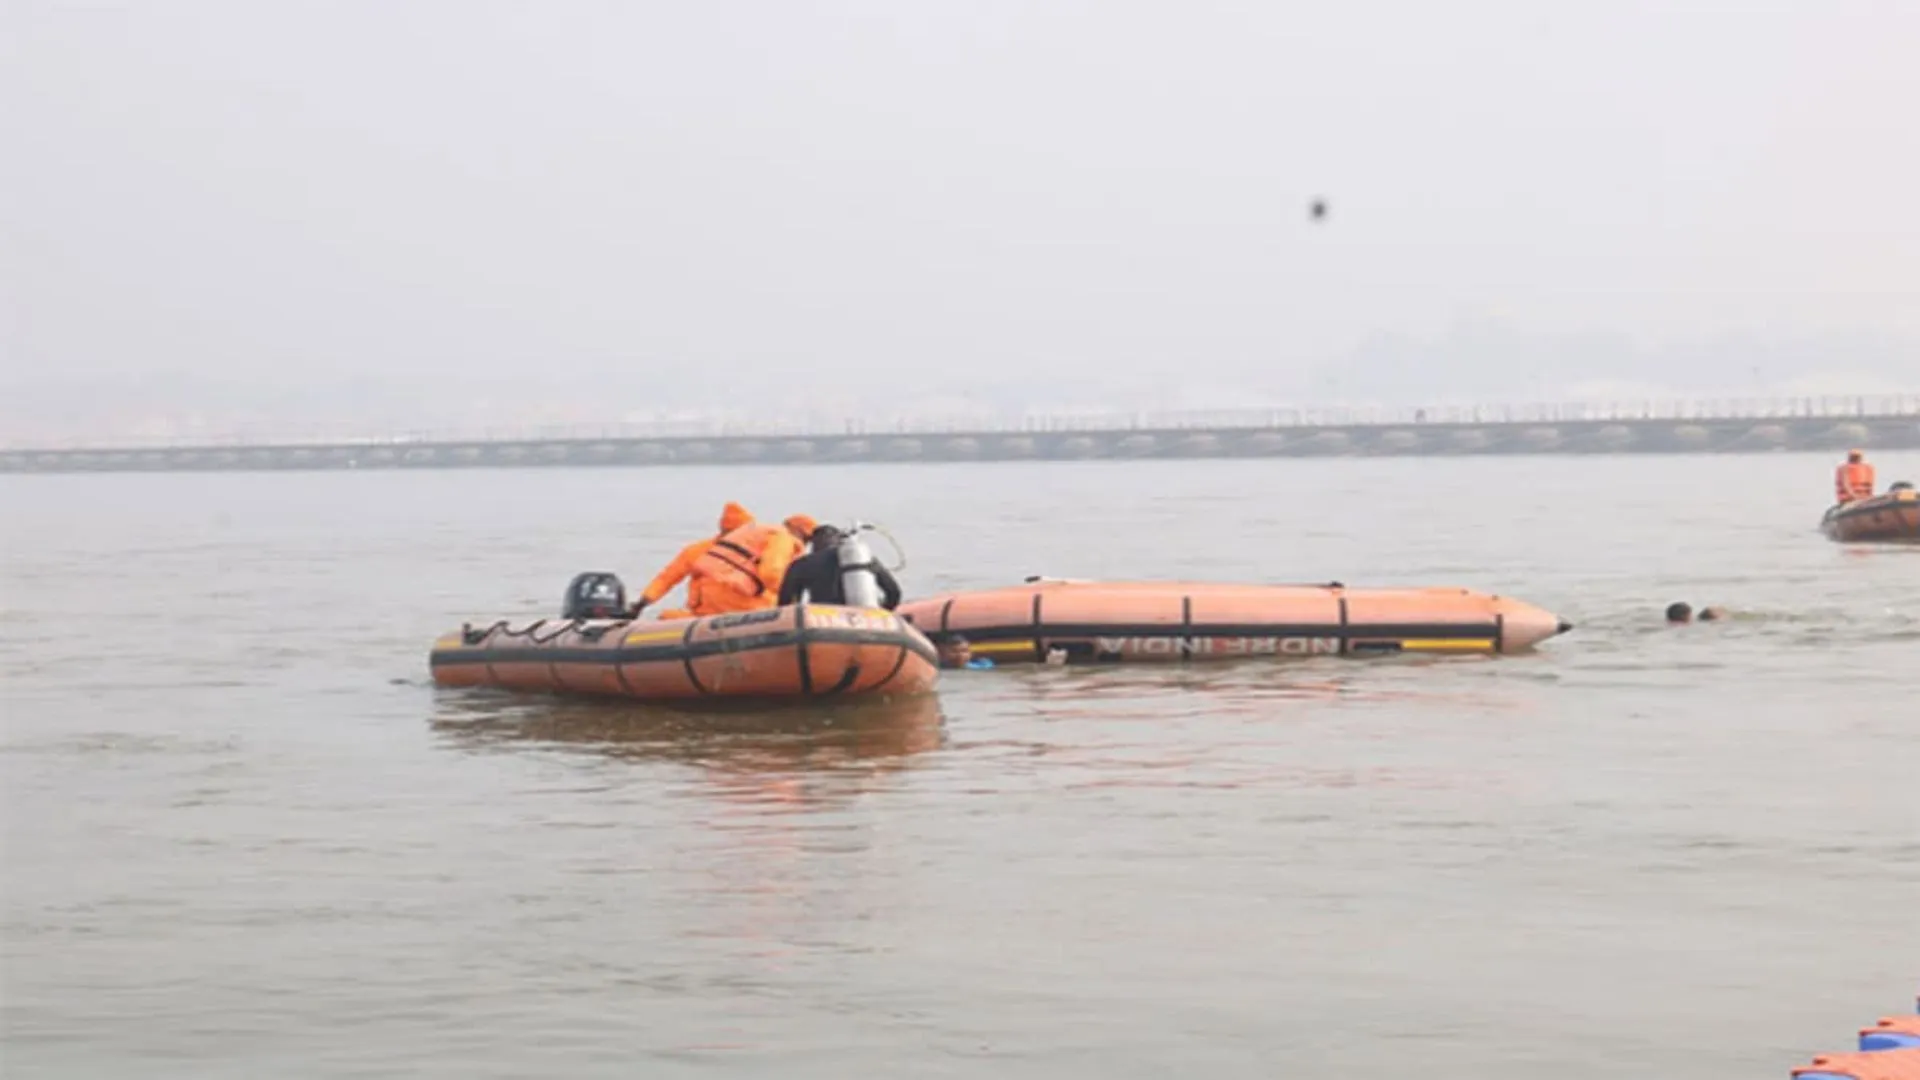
[5,0,1918,437]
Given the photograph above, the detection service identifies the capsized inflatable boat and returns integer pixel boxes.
[1820,483,1919,545]
[896,579,1572,664]
[430,573,939,704]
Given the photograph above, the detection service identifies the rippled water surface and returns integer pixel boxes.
[3,454,1916,1079]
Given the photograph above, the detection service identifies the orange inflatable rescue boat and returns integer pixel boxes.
[896,578,1572,664]
[1821,483,1919,545]
[430,573,939,704]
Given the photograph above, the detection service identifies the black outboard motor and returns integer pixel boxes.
[562,572,628,620]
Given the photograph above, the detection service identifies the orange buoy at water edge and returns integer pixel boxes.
[1860,1016,1920,1052]
[1793,1049,1920,1080]
[430,603,939,704]
[1786,987,1920,1080]
[1821,484,1920,545]
[895,579,1572,665]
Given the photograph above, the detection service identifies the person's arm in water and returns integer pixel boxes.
[874,562,903,610]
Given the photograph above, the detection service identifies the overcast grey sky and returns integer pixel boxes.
[4,0,1917,438]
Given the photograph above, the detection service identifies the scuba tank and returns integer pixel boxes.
[835,529,884,609]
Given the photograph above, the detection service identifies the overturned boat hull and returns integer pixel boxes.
[897,579,1572,664]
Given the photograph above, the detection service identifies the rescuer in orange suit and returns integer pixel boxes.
[1835,449,1876,504]
[673,513,818,617]
[629,502,756,619]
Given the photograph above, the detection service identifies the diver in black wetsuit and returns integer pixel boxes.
[777,524,902,609]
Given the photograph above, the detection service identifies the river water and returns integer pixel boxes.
[2,453,1916,1079]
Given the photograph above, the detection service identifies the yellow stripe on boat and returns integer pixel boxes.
[971,640,1036,655]
[1398,638,1497,651]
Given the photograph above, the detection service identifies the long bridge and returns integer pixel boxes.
[4,396,1917,475]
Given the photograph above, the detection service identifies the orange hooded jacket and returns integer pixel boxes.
[637,502,756,609]
[686,513,818,612]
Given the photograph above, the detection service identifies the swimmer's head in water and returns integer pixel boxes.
[1665,601,1693,623]
[937,635,972,667]
[1698,606,1725,621]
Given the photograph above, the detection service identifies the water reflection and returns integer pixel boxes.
[429,689,948,807]
[931,663,1534,799]
[1837,542,1920,559]
[428,692,953,975]
[956,658,1523,718]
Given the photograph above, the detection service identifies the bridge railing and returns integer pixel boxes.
[5,394,1917,451]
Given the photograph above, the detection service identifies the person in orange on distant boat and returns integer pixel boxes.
[629,501,758,619]
[675,513,818,617]
[1835,449,1876,504]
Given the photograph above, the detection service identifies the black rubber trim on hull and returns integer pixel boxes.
[680,618,708,695]
[923,620,1502,644]
[430,625,938,669]
[872,639,913,694]
[1180,595,1194,663]
[794,603,814,695]
[1828,497,1916,523]
[1030,592,1045,663]
[820,664,863,696]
